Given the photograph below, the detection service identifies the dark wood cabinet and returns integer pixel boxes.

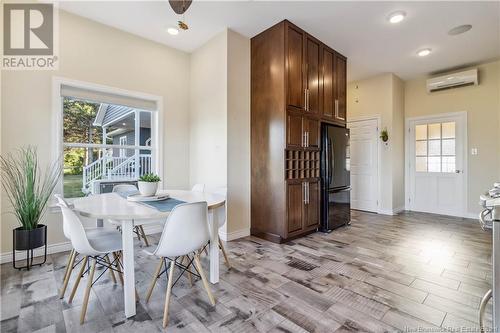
[305,35,320,115]
[251,20,346,243]
[286,24,305,111]
[335,54,347,122]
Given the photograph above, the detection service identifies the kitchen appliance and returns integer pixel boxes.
[320,124,351,232]
[479,182,500,331]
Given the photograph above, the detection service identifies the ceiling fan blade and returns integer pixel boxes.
[168,0,192,15]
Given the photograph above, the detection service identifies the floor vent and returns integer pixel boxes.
[287,258,318,271]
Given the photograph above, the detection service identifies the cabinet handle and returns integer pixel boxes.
[302,132,306,147]
[306,89,310,111]
[304,89,308,111]
[303,183,307,204]
[306,182,310,204]
[335,99,338,118]
[306,131,309,147]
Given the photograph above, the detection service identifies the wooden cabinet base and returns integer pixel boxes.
[251,226,318,244]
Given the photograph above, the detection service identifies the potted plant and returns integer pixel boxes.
[0,147,61,269]
[138,173,161,196]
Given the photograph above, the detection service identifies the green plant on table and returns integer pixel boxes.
[0,147,62,230]
[139,173,161,182]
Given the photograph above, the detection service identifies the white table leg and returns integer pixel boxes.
[493,221,500,330]
[209,209,220,284]
[121,220,136,318]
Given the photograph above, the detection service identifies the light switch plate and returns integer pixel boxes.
[471,148,478,155]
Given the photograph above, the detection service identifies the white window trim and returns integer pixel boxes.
[52,76,164,197]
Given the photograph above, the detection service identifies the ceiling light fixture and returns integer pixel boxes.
[388,11,406,24]
[417,48,432,57]
[167,27,179,35]
[448,24,472,36]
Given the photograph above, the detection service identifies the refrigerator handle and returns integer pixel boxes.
[329,138,334,184]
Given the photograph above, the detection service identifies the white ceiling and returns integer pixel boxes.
[59,1,500,81]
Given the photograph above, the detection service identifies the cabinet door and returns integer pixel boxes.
[321,47,335,120]
[286,25,305,111]
[305,36,320,115]
[287,114,304,148]
[335,54,347,122]
[304,118,320,148]
[305,181,320,228]
[287,182,304,233]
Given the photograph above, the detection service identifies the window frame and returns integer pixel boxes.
[52,77,164,198]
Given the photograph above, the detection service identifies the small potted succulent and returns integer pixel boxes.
[0,147,61,269]
[138,173,161,196]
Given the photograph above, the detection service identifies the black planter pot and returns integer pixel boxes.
[12,224,47,270]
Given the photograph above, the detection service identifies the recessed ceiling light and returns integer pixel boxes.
[388,11,406,24]
[417,48,432,57]
[167,27,179,35]
[448,24,472,36]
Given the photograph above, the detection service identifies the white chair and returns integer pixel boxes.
[111,184,150,246]
[54,195,117,299]
[145,202,215,328]
[211,188,231,268]
[191,183,205,192]
[58,204,125,324]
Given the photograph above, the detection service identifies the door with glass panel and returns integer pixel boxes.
[408,114,465,217]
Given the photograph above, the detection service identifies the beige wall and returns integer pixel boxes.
[405,60,500,215]
[347,73,405,214]
[189,30,228,192]
[189,29,251,238]
[227,30,251,235]
[1,10,191,253]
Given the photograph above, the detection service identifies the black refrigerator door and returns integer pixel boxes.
[323,125,350,190]
[320,188,351,232]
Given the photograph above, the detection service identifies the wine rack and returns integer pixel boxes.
[285,149,320,180]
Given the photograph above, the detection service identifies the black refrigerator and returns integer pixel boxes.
[320,124,351,232]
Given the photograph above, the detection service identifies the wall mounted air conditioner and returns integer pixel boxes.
[426,69,478,93]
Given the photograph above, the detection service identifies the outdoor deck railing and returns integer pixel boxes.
[82,154,152,193]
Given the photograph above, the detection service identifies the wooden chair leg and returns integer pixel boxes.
[59,249,76,298]
[162,259,176,328]
[146,258,164,303]
[135,226,142,242]
[69,256,88,303]
[80,257,97,324]
[139,226,150,247]
[104,255,117,284]
[113,252,124,286]
[203,246,208,256]
[218,237,231,269]
[193,254,215,306]
[183,256,193,286]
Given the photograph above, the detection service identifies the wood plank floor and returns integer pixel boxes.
[0,211,493,332]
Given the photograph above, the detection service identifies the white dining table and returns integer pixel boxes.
[72,189,226,318]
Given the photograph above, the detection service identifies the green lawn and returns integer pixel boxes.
[63,174,85,198]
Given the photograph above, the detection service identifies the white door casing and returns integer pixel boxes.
[348,117,379,213]
[406,112,467,217]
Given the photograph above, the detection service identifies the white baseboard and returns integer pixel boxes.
[219,228,250,242]
[0,224,164,264]
[0,241,73,264]
[378,207,405,216]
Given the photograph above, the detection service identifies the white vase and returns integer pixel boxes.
[138,181,158,196]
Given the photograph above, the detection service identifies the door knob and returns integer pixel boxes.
[455,170,461,173]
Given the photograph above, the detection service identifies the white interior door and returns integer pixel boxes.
[348,118,379,212]
[408,113,466,217]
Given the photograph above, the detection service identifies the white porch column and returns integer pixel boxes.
[134,110,140,178]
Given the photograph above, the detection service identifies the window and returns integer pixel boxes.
[62,97,155,197]
[415,122,456,173]
[119,136,127,157]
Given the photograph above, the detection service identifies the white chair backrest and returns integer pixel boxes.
[58,204,99,256]
[191,184,205,192]
[154,202,209,258]
[54,194,71,239]
[213,188,227,229]
[112,184,138,193]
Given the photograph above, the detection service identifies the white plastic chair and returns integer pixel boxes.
[58,204,125,324]
[111,184,150,246]
[211,188,231,268]
[144,202,215,328]
[191,183,205,192]
[54,194,117,299]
